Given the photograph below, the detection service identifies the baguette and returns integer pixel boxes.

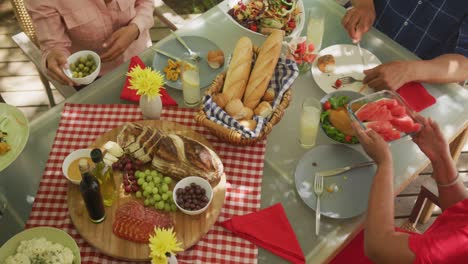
[222,37,253,101]
[243,29,283,109]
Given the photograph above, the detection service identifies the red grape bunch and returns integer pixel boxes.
[112,155,144,194]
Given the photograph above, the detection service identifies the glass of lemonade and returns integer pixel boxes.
[307,8,325,52]
[181,61,201,107]
[299,97,321,148]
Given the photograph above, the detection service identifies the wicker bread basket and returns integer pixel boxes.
[194,72,292,146]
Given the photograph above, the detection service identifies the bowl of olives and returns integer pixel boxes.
[63,50,101,85]
[173,176,213,215]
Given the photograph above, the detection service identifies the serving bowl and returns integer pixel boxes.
[173,176,213,216]
[224,0,305,38]
[0,227,81,264]
[62,148,93,185]
[320,90,364,144]
[63,50,101,85]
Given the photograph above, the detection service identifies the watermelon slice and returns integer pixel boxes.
[365,121,393,133]
[390,104,406,117]
[390,116,421,133]
[380,128,402,141]
[356,102,393,122]
[375,98,399,109]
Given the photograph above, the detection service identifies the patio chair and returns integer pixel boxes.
[400,127,468,232]
[9,0,178,108]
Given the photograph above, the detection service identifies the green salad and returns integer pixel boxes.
[320,95,359,144]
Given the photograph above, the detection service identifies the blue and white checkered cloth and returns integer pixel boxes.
[202,58,299,138]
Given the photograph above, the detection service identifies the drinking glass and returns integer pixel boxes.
[307,8,325,52]
[299,97,321,148]
[181,61,201,107]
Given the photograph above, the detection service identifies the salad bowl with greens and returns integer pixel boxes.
[225,0,305,38]
[320,91,364,144]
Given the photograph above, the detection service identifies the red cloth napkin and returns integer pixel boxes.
[397,82,436,112]
[220,203,305,264]
[120,56,177,106]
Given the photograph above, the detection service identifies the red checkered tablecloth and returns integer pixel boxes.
[27,103,266,264]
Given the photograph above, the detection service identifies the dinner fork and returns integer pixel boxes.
[338,76,363,85]
[314,173,324,235]
[170,30,201,62]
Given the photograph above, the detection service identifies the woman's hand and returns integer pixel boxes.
[412,117,450,162]
[46,50,75,86]
[341,1,376,43]
[101,23,140,62]
[352,122,392,165]
[363,61,414,91]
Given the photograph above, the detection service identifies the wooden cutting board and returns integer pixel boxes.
[67,120,226,261]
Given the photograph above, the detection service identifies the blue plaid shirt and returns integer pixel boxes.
[353,0,468,59]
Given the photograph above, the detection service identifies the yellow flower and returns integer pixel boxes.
[127,65,165,100]
[148,227,183,264]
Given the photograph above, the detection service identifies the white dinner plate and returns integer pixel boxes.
[311,44,381,95]
[0,103,29,172]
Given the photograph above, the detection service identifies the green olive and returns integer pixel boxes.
[78,64,84,69]
[85,61,92,67]
[79,56,87,63]
[70,64,76,71]
[87,54,93,61]
[78,72,83,77]
[91,65,97,71]
[83,66,90,72]
[72,72,78,78]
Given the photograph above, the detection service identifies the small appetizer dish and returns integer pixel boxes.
[348,90,423,142]
[62,148,93,184]
[63,50,101,85]
[320,90,364,144]
[173,176,213,216]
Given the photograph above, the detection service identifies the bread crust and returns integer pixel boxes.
[222,37,253,101]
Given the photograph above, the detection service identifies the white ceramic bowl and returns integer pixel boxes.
[224,0,305,38]
[0,227,81,264]
[63,50,101,85]
[173,176,213,216]
[62,148,93,185]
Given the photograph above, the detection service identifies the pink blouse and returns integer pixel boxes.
[26,0,154,75]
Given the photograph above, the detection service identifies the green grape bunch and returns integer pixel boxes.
[134,169,177,212]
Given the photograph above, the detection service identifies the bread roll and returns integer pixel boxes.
[207,50,225,69]
[222,37,253,101]
[254,101,273,118]
[242,107,254,120]
[239,120,257,131]
[213,93,229,108]
[262,88,276,103]
[225,99,246,120]
[317,54,336,73]
[243,29,283,109]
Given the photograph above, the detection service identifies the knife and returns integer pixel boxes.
[317,161,375,177]
[356,42,367,71]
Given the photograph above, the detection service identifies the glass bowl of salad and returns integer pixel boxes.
[320,91,364,144]
[225,0,305,38]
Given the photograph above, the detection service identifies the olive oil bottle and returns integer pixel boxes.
[79,159,105,223]
[91,148,116,206]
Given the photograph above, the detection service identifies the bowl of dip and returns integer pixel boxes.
[62,149,93,184]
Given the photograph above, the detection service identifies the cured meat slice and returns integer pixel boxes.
[113,201,173,243]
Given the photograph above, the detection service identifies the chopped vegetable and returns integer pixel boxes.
[323,101,331,110]
[320,96,359,144]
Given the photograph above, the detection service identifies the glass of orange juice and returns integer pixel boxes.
[299,97,321,148]
[181,61,201,107]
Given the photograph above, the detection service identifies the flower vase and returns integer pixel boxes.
[139,95,162,120]
[298,62,312,75]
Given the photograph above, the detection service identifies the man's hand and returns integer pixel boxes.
[352,122,391,165]
[46,50,75,86]
[342,2,376,43]
[363,61,414,91]
[101,23,139,62]
[412,117,450,162]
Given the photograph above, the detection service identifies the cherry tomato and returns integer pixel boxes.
[334,79,342,89]
[250,24,258,32]
[323,101,331,110]
[288,20,296,29]
[345,135,353,142]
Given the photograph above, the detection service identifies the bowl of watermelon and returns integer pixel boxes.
[347,90,423,142]
[320,91,364,144]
